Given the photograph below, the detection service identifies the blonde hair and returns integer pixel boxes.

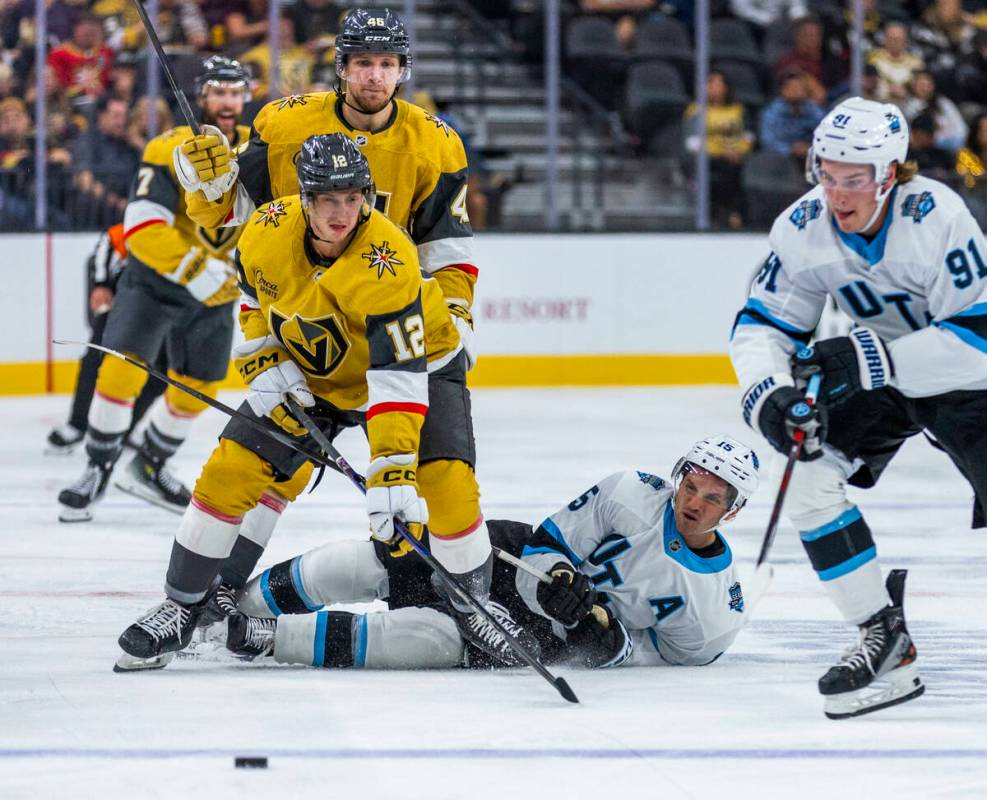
[896,159,919,184]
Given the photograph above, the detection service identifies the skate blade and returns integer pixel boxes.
[824,663,925,719]
[58,505,93,523]
[45,443,81,456]
[113,651,176,673]
[113,477,187,515]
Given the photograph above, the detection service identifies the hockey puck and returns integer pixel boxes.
[234,756,268,769]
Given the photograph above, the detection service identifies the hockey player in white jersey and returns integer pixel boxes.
[730,97,987,719]
[210,435,759,672]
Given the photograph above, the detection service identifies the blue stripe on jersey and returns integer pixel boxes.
[661,504,733,574]
[817,546,877,581]
[522,544,566,559]
[312,610,329,667]
[935,320,987,354]
[951,302,987,318]
[259,569,281,617]
[291,557,322,612]
[799,506,862,542]
[353,614,369,668]
[734,298,811,336]
[832,186,897,266]
[538,518,584,566]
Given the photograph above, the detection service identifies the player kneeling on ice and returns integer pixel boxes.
[208,436,759,671]
[729,98,987,719]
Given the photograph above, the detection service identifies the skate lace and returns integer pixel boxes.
[840,620,887,676]
[136,601,188,643]
[69,465,103,495]
[467,602,520,652]
[215,585,238,616]
[245,617,275,652]
[154,465,184,495]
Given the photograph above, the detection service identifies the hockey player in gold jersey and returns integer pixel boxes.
[58,57,251,523]
[174,8,478,368]
[118,135,536,670]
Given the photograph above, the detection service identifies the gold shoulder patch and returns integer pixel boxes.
[423,113,452,138]
[362,241,405,279]
[277,94,311,111]
[255,200,291,227]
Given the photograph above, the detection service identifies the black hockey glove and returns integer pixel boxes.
[752,383,827,461]
[536,563,597,627]
[565,604,632,669]
[791,328,893,406]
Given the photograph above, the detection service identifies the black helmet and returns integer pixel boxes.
[334,8,412,84]
[297,133,376,211]
[194,55,251,100]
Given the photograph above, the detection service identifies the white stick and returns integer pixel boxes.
[493,546,551,584]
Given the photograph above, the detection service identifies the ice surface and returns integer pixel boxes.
[2,388,985,799]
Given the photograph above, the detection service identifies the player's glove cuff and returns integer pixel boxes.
[741,373,794,432]
[791,327,893,405]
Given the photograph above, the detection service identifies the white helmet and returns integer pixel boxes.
[671,435,760,515]
[807,97,908,222]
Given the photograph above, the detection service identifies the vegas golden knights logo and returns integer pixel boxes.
[196,224,240,252]
[270,308,350,377]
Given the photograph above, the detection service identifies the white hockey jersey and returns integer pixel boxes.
[730,176,987,400]
[515,470,747,667]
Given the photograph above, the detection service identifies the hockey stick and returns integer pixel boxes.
[493,546,550,584]
[286,400,579,704]
[746,372,823,611]
[130,0,200,133]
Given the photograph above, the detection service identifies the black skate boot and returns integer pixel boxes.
[46,423,84,455]
[226,613,276,660]
[457,601,541,669]
[117,598,201,663]
[197,581,240,628]
[819,569,925,719]
[58,461,112,522]
[114,451,191,514]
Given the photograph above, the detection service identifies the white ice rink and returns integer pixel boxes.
[2,387,985,799]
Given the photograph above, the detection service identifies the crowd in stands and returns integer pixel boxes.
[553,0,987,229]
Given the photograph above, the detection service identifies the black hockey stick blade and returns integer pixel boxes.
[51,340,333,470]
[287,400,580,704]
[130,0,199,133]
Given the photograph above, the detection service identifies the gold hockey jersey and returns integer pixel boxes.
[187,93,476,308]
[123,124,250,276]
[236,196,462,461]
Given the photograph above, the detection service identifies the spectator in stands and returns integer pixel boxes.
[683,69,754,230]
[907,112,954,176]
[867,19,924,104]
[47,14,114,102]
[772,16,830,100]
[758,69,824,164]
[126,97,174,154]
[287,0,341,57]
[834,63,881,105]
[902,70,967,154]
[225,0,270,53]
[0,63,17,104]
[239,10,317,98]
[116,0,208,53]
[3,0,80,50]
[107,52,140,107]
[729,0,807,38]
[911,0,975,97]
[956,28,987,107]
[70,95,140,227]
[23,64,84,148]
[577,0,656,49]
[957,115,987,227]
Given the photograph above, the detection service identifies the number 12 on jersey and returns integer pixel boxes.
[385,314,425,362]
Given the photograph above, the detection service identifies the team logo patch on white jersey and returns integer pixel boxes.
[901,191,936,223]
[637,471,665,490]
[362,241,404,278]
[728,582,744,613]
[789,199,822,230]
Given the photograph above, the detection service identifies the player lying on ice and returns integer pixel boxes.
[731,98,987,718]
[198,435,760,671]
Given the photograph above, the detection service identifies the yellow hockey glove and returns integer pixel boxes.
[365,454,428,542]
[447,301,476,370]
[167,248,239,306]
[232,335,314,435]
[173,124,239,201]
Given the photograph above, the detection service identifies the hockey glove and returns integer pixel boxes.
[169,248,239,307]
[565,604,632,669]
[365,453,428,543]
[232,335,314,436]
[173,124,239,202]
[447,301,476,370]
[536,563,597,627]
[791,328,893,406]
[743,376,827,461]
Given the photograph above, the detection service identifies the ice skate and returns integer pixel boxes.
[45,423,84,455]
[457,600,540,668]
[58,461,111,522]
[118,598,201,659]
[113,452,190,514]
[819,569,925,719]
[226,613,276,660]
[113,651,176,673]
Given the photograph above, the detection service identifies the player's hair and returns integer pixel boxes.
[895,159,919,184]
